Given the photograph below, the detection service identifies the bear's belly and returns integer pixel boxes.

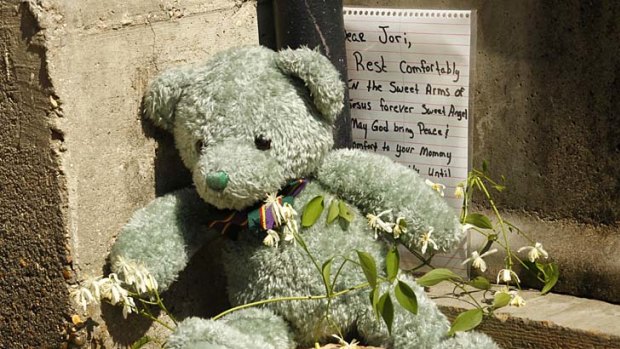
[221,181,388,309]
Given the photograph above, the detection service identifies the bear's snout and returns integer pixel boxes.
[205,171,229,191]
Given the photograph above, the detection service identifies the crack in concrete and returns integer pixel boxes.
[146,17,160,73]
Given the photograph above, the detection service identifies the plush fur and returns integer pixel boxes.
[110,46,499,349]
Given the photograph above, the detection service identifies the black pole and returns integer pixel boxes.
[258,0,352,149]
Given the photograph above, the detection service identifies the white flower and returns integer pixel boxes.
[113,256,137,285]
[392,217,407,239]
[454,184,465,199]
[281,202,298,221]
[495,286,526,307]
[263,229,280,248]
[70,285,97,312]
[496,268,520,284]
[82,276,103,300]
[122,296,137,319]
[510,292,526,307]
[366,209,393,238]
[425,179,446,197]
[461,249,497,272]
[265,193,286,226]
[143,268,158,293]
[282,219,298,244]
[332,334,360,349]
[100,273,128,305]
[113,256,159,294]
[418,227,438,254]
[518,242,548,262]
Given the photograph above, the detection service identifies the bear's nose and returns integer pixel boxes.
[206,171,229,191]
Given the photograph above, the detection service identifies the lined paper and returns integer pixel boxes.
[343,8,475,275]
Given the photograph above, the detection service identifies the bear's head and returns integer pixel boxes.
[143,46,344,210]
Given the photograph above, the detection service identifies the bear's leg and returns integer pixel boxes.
[166,308,295,349]
[355,277,499,349]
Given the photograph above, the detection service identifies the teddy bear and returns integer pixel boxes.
[109,46,499,349]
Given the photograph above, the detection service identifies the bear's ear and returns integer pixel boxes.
[142,67,191,131]
[275,47,345,123]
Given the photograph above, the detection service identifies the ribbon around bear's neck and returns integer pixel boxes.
[208,179,308,238]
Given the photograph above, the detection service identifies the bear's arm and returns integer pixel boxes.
[316,149,463,253]
[109,188,218,291]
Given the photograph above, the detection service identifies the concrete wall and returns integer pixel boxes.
[344,0,620,302]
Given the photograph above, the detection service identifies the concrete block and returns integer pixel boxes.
[430,283,620,348]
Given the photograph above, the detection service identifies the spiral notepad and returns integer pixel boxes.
[343,7,476,275]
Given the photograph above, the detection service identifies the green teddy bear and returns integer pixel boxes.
[109,46,498,349]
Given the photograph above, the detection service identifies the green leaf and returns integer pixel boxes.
[541,263,559,295]
[481,160,489,173]
[338,201,354,223]
[357,251,377,289]
[394,281,418,315]
[369,287,381,319]
[417,268,462,287]
[326,200,340,224]
[386,247,399,282]
[464,213,493,230]
[302,196,324,227]
[378,292,394,334]
[130,336,153,349]
[468,276,491,291]
[321,258,333,293]
[493,292,512,309]
[448,308,483,336]
[493,185,506,192]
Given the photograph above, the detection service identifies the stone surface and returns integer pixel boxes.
[0,1,70,347]
[429,283,620,348]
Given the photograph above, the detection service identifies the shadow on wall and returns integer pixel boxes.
[472,0,620,225]
[100,101,230,345]
[101,241,230,345]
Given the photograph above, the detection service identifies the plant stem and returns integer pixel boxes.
[211,283,370,321]
[476,178,513,269]
[137,309,175,331]
[154,290,177,325]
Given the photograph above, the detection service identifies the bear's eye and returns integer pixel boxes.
[195,140,204,153]
[254,135,271,151]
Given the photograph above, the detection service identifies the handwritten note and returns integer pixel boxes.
[343,8,475,275]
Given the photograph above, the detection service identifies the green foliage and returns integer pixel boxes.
[130,337,154,349]
[377,292,394,334]
[492,292,512,309]
[448,308,483,336]
[463,213,493,230]
[394,281,418,315]
[321,259,333,294]
[338,200,354,222]
[304,197,355,228]
[468,276,491,291]
[417,268,462,287]
[385,247,399,282]
[327,200,339,224]
[357,251,377,289]
[302,196,324,227]
[369,287,380,318]
[538,262,560,295]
